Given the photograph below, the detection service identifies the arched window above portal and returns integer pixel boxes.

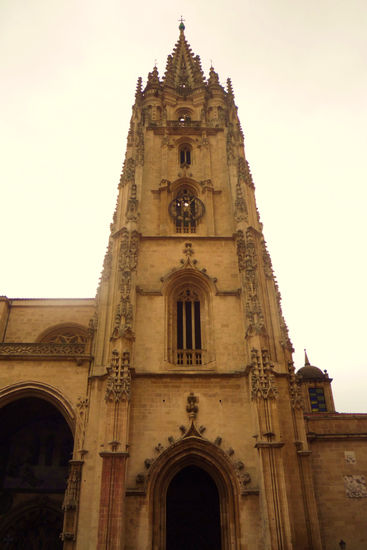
[164,272,215,368]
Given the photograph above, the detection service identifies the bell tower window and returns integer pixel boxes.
[166,276,214,368]
[179,145,191,166]
[176,289,202,366]
[168,188,205,234]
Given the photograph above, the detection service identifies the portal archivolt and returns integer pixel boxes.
[148,437,241,550]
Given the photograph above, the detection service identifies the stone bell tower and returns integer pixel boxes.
[84,21,324,550]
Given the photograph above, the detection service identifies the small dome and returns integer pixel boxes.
[297,349,326,380]
[297,365,325,380]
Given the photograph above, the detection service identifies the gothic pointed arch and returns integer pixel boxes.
[0,497,64,549]
[0,381,76,433]
[162,265,216,367]
[37,323,89,345]
[0,391,75,549]
[146,436,241,550]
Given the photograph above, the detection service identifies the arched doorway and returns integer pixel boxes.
[0,397,73,549]
[166,465,221,550]
[149,437,241,550]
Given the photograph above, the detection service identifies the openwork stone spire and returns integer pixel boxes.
[162,25,205,92]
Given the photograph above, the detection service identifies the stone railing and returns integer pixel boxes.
[0,342,90,362]
[167,120,202,128]
[176,349,203,366]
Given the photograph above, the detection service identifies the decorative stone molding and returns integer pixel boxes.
[101,239,113,282]
[186,392,198,419]
[236,228,265,337]
[112,228,139,339]
[236,230,246,271]
[344,451,356,464]
[234,180,248,222]
[62,460,83,512]
[261,237,273,279]
[126,183,139,222]
[135,392,254,497]
[275,282,294,352]
[288,361,304,410]
[135,122,144,165]
[0,342,88,361]
[75,396,89,456]
[344,474,367,498]
[226,123,235,161]
[120,157,136,187]
[238,157,255,189]
[250,348,278,400]
[105,350,131,403]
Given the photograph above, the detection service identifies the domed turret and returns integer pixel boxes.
[297,351,325,380]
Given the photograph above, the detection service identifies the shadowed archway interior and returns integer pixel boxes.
[0,397,73,549]
[166,465,221,550]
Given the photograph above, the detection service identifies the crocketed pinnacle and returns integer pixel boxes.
[163,26,205,91]
[145,65,161,91]
[226,78,235,102]
[207,66,222,89]
[135,77,143,102]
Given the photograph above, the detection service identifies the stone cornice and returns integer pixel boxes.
[132,370,247,378]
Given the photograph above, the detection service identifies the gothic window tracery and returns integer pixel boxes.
[168,188,204,234]
[166,276,214,368]
[179,144,191,166]
[39,325,88,344]
[176,288,202,365]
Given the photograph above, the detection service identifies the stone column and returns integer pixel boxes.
[250,348,293,550]
[97,452,129,550]
[96,349,132,550]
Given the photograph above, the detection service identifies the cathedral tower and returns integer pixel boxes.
[88,23,322,550]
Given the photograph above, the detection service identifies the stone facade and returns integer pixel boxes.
[1,23,366,550]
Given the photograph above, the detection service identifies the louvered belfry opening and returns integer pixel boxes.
[176,289,202,366]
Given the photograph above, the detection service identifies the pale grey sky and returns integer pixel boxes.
[1,0,367,412]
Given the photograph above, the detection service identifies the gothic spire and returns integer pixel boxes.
[162,22,205,92]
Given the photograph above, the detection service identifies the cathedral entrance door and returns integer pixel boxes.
[166,465,222,550]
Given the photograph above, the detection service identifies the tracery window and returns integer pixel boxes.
[44,332,87,344]
[176,289,202,366]
[179,145,191,166]
[39,325,88,344]
[168,188,205,234]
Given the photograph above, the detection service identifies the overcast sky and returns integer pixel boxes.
[1,0,367,412]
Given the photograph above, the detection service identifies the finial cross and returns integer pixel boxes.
[179,16,185,24]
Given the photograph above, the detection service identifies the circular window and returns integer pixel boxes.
[169,190,205,233]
